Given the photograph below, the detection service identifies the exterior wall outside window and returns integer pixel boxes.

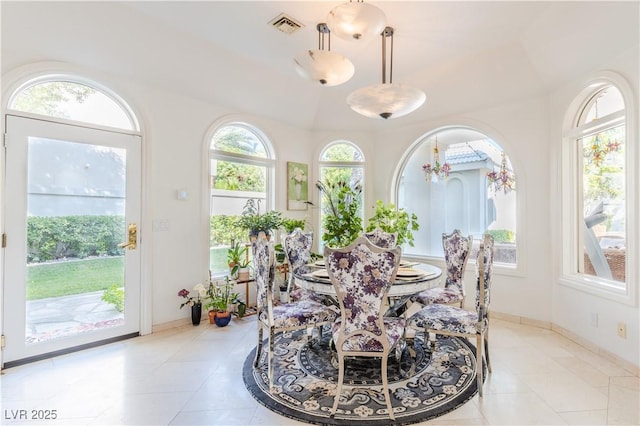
[396,127,517,264]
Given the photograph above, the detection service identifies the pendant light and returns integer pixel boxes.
[347,27,426,119]
[327,0,387,41]
[294,23,355,86]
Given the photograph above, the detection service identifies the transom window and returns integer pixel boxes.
[209,123,274,273]
[396,127,517,264]
[9,79,137,130]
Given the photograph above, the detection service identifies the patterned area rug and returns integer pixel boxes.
[243,329,481,426]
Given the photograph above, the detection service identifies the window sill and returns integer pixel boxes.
[558,274,633,306]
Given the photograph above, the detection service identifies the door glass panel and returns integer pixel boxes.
[26,137,127,344]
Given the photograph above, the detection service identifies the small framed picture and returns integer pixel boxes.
[287,162,309,211]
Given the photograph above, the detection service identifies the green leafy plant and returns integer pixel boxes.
[205,277,239,312]
[316,179,363,248]
[282,218,306,233]
[227,242,250,275]
[366,200,420,247]
[238,198,283,238]
[101,284,124,312]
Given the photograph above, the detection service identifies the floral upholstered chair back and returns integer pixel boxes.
[442,229,473,295]
[363,228,398,249]
[283,228,312,275]
[252,232,274,314]
[325,236,401,352]
[475,234,495,321]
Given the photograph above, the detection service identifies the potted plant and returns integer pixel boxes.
[177,283,207,326]
[316,179,363,248]
[238,198,283,240]
[366,200,420,247]
[205,278,238,327]
[227,242,250,280]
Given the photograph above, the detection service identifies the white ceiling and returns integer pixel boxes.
[2,1,638,132]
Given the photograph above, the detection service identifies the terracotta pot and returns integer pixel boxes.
[208,310,215,324]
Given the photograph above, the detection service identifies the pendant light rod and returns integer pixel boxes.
[381,26,394,84]
[317,23,330,51]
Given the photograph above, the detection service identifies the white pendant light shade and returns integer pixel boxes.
[327,1,386,41]
[294,50,355,86]
[347,83,426,119]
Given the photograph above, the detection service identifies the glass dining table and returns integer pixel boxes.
[293,260,443,313]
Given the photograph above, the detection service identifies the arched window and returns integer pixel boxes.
[396,127,517,264]
[562,84,629,293]
[209,123,275,273]
[9,78,137,130]
[317,141,365,248]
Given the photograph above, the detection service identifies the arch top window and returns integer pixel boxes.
[212,125,268,158]
[397,127,517,264]
[321,142,365,162]
[578,86,624,125]
[9,80,136,131]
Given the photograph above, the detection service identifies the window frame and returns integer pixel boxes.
[391,126,523,276]
[7,75,139,132]
[559,75,637,305]
[206,121,276,274]
[317,141,366,249]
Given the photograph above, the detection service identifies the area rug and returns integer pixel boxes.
[243,329,481,426]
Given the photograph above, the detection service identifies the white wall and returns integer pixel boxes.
[548,47,639,368]
[1,40,637,370]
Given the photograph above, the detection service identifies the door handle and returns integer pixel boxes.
[118,223,137,250]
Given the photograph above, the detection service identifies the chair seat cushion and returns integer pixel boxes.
[261,300,338,328]
[408,303,487,335]
[331,317,406,352]
[290,287,325,303]
[411,287,463,305]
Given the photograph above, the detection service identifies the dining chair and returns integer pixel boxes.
[363,227,398,248]
[325,236,403,420]
[282,228,323,303]
[407,234,495,396]
[411,229,472,308]
[252,232,338,392]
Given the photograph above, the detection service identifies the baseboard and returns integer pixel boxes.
[491,310,639,376]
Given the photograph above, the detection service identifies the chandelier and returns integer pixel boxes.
[585,134,621,167]
[347,27,426,119]
[294,23,355,86]
[327,0,387,41]
[487,151,515,194]
[422,137,451,182]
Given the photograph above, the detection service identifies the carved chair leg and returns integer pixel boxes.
[476,333,484,397]
[269,328,276,393]
[484,328,492,373]
[253,325,263,368]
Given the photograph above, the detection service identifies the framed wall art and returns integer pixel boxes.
[287,162,308,211]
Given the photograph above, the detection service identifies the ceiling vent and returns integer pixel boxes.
[269,13,304,34]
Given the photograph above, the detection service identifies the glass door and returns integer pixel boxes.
[2,115,141,366]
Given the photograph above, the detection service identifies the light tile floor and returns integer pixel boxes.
[1,317,638,425]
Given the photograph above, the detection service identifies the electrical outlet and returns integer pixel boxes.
[617,322,627,339]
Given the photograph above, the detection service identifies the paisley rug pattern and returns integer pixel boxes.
[243,329,480,426]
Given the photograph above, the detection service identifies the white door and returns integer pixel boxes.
[2,115,141,366]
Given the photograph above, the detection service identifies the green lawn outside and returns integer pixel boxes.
[27,257,124,300]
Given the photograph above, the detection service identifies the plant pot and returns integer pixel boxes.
[214,311,232,327]
[236,302,246,318]
[279,287,289,303]
[237,268,250,282]
[191,303,202,326]
[208,310,215,324]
